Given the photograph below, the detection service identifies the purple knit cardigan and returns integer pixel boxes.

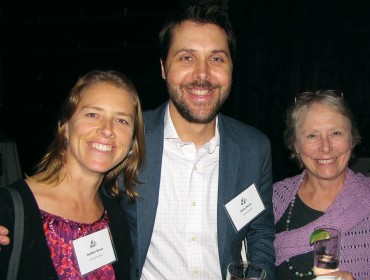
[273,169,370,280]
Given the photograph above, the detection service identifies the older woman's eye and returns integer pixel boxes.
[305,133,320,142]
[332,131,342,136]
[307,134,317,139]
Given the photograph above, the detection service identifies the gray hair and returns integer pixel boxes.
[284,90,361,168]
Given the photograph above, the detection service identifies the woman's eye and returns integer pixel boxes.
[117,119,128,125]
[332,131,342,136]
[307,134,317,139]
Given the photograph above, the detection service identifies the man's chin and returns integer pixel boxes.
[182,110,218,124]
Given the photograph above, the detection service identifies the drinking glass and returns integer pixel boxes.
[226,261,266,280]
[313,226,341,276]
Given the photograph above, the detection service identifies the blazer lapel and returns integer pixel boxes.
[135,104,166,267]
[217,114,243,266]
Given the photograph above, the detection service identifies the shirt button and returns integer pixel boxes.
[192,201,196,206]
[193,270,199,275]
[193,165,197,171]
[192,236,196,241]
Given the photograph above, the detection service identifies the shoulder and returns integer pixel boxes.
[219,114,270,142]
[4,179,44,225]
[143,103,167,125]
[272,173,303,222]
[218,114,271,154]
[219,114,266,135]
[273,173,303,189]
[1,179,29,203]
[348,169,370,196]
[273,173,303,203]
[0,180,25,211]
[350,169,370,183]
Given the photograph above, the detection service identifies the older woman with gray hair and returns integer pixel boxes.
[273,90,370,280]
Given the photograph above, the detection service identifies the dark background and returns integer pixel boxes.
[1,0,370,182]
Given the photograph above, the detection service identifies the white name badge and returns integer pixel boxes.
[72,227,117,276]
[225,183,266,231]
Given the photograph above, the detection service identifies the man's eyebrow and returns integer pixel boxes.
[212,49,229,55]
[173,49,229,57]
[174,48,196,55]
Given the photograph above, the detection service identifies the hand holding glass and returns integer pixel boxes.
[313,227,340,276]
[226,261,266,280]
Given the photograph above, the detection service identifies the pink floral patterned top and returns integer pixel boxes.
[41,209,116,279]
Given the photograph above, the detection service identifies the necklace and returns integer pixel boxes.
[285,195,313,278]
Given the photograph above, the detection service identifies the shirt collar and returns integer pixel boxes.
[163,104,220,153]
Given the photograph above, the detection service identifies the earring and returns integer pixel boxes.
[64,138,69,146]
[126,149,133,158]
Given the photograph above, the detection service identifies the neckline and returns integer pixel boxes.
[39,208,107,226]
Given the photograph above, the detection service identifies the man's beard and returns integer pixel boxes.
[166,80,230,124]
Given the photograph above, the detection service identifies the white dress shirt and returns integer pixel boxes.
[141,105,222,279]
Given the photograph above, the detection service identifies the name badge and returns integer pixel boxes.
[225,183,265,231]
[73,227,117,276]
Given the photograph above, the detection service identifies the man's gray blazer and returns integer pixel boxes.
[121,102,276,279]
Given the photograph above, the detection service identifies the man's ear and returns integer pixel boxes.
[160,59,166,80]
